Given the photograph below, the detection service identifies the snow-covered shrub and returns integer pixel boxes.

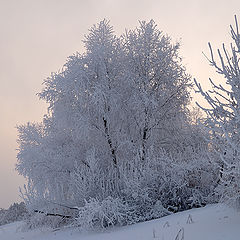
[23,212,63,230]
[0,202,28,226]
[0,209,7,226]
[75,197,127,229]
[119,146,216,222]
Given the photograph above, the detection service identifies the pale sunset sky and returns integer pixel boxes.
[0,0,239,208]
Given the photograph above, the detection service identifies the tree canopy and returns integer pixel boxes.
[17,20,214,228]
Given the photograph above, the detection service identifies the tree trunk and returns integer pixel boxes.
[103,117,117,166]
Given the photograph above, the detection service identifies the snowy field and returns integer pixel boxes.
[0,204,240,240]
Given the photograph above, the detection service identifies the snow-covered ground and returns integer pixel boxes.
[0,204,239,240]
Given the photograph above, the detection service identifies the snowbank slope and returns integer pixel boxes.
[0,204,239,240]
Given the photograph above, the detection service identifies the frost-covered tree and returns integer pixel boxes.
[18,20,126,206]
[195,16,240,207]
[123,20,192,159]
[17,20,209,228]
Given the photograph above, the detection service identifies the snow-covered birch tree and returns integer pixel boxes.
[122,20,192,160]
[195,16,240,207]
[16,19,209,228]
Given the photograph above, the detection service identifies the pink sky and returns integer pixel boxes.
[0,0,239,208]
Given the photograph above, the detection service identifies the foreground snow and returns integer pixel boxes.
[0,204,240,240]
